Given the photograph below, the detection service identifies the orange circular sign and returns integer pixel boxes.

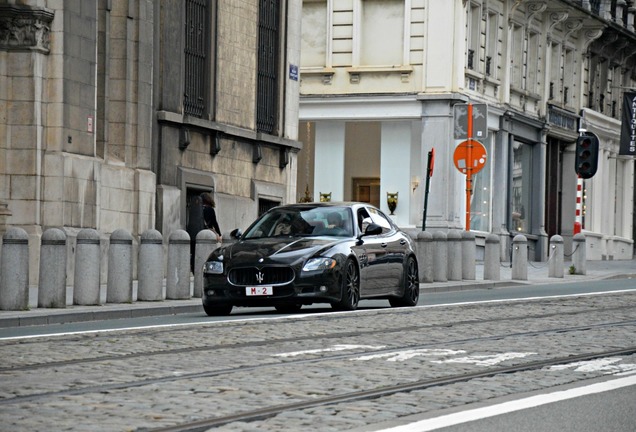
[453,140,487,175]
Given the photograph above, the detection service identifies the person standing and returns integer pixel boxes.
[201,192,222,243]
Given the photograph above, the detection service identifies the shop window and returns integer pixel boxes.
[470,135,493,232]
[511,141,533,233]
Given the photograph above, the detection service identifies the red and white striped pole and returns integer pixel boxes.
[574,176,583,234]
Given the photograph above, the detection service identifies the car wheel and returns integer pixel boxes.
[274,303,303,313]
[332,258,360,311]
[389,256,419,307]
[203,303,233,316]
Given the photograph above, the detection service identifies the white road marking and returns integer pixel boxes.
[352,349,467,362]
[273,344,386,357]
[548,357,636,375]
[375,374,636,432]
[430,352,537,366]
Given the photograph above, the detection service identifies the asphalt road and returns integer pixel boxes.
[1,278,635,340]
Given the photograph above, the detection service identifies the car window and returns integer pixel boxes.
[243,207,354,238]
[367,207,393,234]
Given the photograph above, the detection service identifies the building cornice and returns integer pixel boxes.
[0,4,54,53]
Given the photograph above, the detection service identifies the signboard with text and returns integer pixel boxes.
[620,91,636,156]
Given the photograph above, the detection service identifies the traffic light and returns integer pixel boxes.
[575,134,599,179]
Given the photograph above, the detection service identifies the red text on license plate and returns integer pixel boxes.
[246,286,273,296]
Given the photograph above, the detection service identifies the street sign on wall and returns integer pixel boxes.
[620,91,636,156]
[454,103,487,140]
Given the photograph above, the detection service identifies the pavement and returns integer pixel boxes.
[1,259,635,329]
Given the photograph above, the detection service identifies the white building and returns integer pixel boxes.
[298,0,636,261]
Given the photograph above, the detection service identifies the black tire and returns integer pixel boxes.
[274,303,303,313]
[203,303,233,316]
[332,258,360,311]
[390,256,419,307]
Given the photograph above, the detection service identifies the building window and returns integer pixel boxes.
[184,0,208,118]
[360,0,405,66]
[470,134,493,232]
[485,11,499,79]
[511,141,533,233]
[466,2,481,72]
[257,0,280,134]
[301,0,328,68]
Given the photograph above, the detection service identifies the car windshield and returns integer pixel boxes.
[243,206,354,239]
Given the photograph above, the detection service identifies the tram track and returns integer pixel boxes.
[1,318,635,406]
[140,346,636,432]
[1,303,635,373]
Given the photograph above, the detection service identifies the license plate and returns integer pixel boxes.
[246,286,273,296]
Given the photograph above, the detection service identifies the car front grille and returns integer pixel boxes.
[228,266,295,286]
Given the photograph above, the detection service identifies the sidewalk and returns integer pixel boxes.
[1,259,635,329]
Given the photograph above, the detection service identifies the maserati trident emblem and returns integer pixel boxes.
[255,270,265,284]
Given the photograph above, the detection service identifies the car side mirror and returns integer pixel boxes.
[230,228,242,239]
[363,223,382,236]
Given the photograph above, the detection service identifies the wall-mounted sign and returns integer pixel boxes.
[289,64,298,81]
[620,91,636,156]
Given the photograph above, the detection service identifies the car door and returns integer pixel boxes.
[366,207,404,292]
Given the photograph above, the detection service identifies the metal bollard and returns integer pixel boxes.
[447,229,462,281]
[461,231,476,280]
[432,231,448,282]
[166,230,191,300]
[138,229,164,301]
[483,234,500,281]
[0,227,29,310]
[73,229,101,305]
[107,229,133,303]
[194,230,217,298]
[415,231,434,283]
[38,228,67,308]
[548,235,564,278]
[572,233,587,275]
[512,234,528,281]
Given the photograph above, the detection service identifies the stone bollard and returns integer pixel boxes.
[432,231,448,282]
[194,230,218,298]
[166,230,191,300]
[107,229,134,303]
[138,229,164,301]
[38,228,67,308]
[548,235,564,278]
[73,229,101,305]
[0,227,29,310]
[512,234,528,281]
[415,231,434,283]
[447,229,462,281]
[461,231,476,280]
[483,234,500,281]
[572,233,587,275]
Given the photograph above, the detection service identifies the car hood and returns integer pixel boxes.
[215,237,346,266]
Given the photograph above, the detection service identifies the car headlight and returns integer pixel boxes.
[302,258,337,272]
[203,261,224,274]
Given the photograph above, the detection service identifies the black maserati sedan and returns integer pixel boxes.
[202,202,419,316]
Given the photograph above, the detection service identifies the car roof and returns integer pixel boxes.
[271,202,371,210]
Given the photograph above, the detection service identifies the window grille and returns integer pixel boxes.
[467,49,475,70]
[257,0,280,134]
[486,56,492,76]
[184,0,208,118]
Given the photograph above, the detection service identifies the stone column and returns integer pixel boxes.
[432,231,448,282]
[194,229,218,298]
[572,233,587,275]
[0,227,29,310]
[138,229,164,301]
[107,229,134,303]
[73,229,101,305]
[484,234,500,281]
[512,234,528,281]
[461,230,476,280]
[166,230,191,300]
[415,231,434,283]
[38,228,67,308]
[548,235,564,278]
[446,229,462,281]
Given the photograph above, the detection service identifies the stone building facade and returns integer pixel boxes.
[298,0,636,261]
[0,0,302,283]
